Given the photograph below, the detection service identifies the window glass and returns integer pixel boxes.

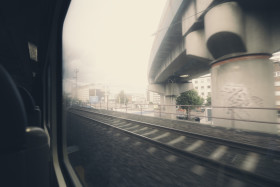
[62,1,280,186]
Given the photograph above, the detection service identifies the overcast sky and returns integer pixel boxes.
[63,0,167,94]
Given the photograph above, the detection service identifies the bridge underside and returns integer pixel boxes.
[154,53,210,84]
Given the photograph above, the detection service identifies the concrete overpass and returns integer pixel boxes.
[148,0,280,134]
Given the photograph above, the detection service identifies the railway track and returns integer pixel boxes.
[69,108,280,186]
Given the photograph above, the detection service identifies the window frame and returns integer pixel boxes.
[42,0,83,186]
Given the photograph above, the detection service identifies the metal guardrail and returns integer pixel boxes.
[75,102,280,126]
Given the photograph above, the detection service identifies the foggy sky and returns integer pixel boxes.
[63,0,167,94]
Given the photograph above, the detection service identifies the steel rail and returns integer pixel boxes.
[69,110,280,187]
[72,108,280,155]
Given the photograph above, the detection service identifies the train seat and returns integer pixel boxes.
[0,65,49,187]
[18,86,41,127]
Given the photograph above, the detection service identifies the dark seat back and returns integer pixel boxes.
[18,86,41,127]
[0,65,49,187]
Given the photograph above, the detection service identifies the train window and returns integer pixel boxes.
[62,1,280,186]
[62,0,167,186]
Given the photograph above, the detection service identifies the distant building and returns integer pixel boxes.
[192,74,211,102]
[76,83,106,103]
[272,51,280,108]
[77,85,90,102]
[131,93,146,104]
[274,63,280,108]
[147,91,161,104]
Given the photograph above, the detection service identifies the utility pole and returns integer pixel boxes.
[73,68,79,99]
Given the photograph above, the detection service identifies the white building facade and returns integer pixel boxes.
[192,74,211,102]
[147,91,161,104]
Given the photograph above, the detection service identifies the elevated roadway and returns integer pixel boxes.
[148,0,280,133]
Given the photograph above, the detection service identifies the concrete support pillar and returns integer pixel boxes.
[211,55,277,133]
[160,94,165,105]
[164,95,177,119]
[185,29,211,60]
[205,2,278,134]
[163,83,178,119]
[205,2,245,59]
